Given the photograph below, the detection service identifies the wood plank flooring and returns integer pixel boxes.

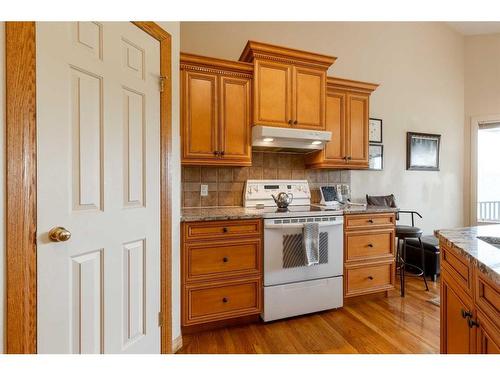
[178,276,440,354]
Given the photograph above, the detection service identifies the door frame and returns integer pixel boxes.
[5,21,172,354]
[469,114,500,226]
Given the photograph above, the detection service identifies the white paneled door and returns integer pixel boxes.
[37,22,161,354]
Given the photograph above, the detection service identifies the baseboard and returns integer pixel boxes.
[172,334,183,353]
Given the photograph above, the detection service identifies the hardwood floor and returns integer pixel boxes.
[178,276,440,354]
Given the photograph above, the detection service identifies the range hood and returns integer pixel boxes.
[252,125,332,153]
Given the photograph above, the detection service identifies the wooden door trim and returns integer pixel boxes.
[5,21,37,354]
[132,21,173,355]
[5,21,173,354]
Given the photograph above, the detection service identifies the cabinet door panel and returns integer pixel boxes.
[347,94,369,167]
[220,76,251,163]
[477,311,500,354]
[324,91,346,163]
[254,60,292,127]
[182,71,218,161]
[441,274,475,354]
[293,66,325,129]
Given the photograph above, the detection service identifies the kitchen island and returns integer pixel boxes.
[435,225,500,354]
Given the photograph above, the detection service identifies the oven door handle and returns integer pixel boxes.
[264,221,343,229]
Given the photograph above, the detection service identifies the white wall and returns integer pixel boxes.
[463,33,500,224]
[157,21,182,346]
[180,22,466,234]
[1,21,5,354]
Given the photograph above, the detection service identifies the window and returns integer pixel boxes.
[477,122,500,223]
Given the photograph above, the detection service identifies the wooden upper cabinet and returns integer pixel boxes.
[181,53,253,166]
[254,60,292,127]
[346,93,369,166]
[182,70,219,160]
[305,77,378,169]
[240,40,335,130]
[219,75,251,162]
[293,66,326,129]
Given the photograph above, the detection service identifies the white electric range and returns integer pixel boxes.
[244,180,344,322]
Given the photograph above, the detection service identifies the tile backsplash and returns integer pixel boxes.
[181,151,351,208]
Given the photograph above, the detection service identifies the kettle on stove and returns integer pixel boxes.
[271,192,293,209]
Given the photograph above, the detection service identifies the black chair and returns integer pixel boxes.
[366,194,429,296]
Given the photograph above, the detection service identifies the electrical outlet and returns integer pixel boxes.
[200,184,208,197]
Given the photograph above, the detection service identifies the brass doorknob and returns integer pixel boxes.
[49,227,72,242]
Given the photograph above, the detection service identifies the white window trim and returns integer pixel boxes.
[469,114,500,225]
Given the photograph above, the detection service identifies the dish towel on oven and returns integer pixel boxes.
[302,222,320,266]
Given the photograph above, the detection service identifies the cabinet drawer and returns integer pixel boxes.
[185,238,261,282]
[184,278,262,325]
[344,213,395,231]
[345,262,394,297]
[475,272,500,327]
[184,219,261,241]
[345,230,394,262]
[441,244,472,294]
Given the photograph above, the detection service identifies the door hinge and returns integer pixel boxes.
[158,311,163,327]
[159,76,167,93]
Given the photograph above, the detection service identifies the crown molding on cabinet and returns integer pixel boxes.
[239,40,336,70]
[327,77,379,94]
[180,52,254,78]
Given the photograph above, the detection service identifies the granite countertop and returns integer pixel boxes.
[435,225,500,284]
[181,204,398,222]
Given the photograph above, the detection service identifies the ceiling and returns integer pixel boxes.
[447,22,500,36]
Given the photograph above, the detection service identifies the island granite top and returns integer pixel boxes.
[435,225,500,285]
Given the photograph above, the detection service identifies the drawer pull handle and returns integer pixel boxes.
[368,243,374,247]
[461,309,472,319]
[222,297,228,303]
[368,219,374,223]
[222,227,228,233]
[368,276,374,280]
[223,257,229,263]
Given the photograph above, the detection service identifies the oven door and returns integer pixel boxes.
[263,216,344,286]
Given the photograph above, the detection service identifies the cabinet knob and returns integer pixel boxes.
[220,151,225,156]
[467,317,479,328]
[223,257,229,263]
[368,219,374,223]
[288,119,293,125]
[368,243,374,248]
[222,297,228,303]
[294,120,298,125]
[461,309,472,319]
[213,150,218,156]
[222,227,228,233]
[347,156,352,160]
[368,276,374,280]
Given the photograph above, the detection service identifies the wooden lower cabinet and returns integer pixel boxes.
[344,212,396,298]
[439,240,500,354]
[441,271,476,354]
[182,219,263,328]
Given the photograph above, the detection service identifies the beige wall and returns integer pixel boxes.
[0,22,5,354]
[180,22,466,234]
[463,33,500,224]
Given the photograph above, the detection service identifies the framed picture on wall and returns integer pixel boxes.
[406,132,441,171]
[369,144,383,170]
[369,118,383,143]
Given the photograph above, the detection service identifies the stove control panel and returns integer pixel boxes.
[244,180,311,207]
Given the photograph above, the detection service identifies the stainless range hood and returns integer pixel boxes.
[252,125,332,153]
